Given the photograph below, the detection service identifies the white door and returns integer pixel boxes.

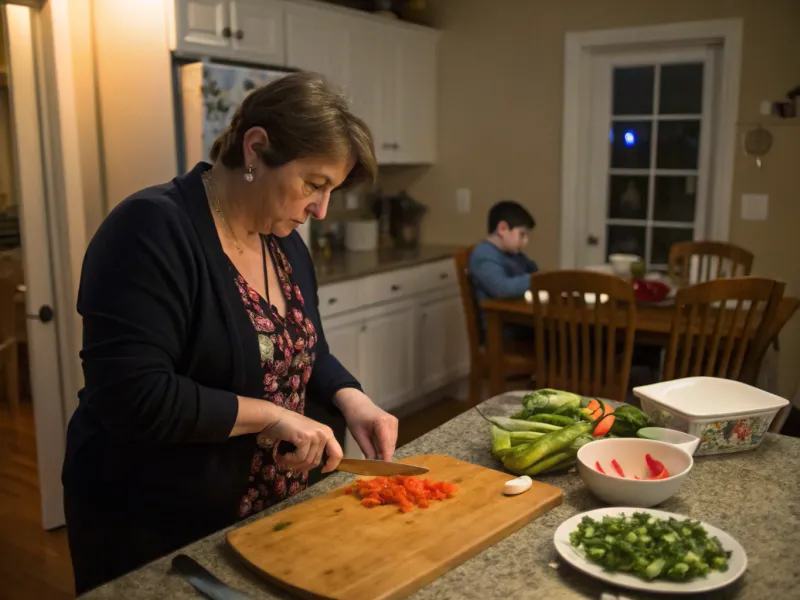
[230,0,285,66]
[3,4,68,529]
[579,47,716,270]
[285,4,350,89]
[175,0,232,55]
[358,306,416,410]
[393,32,437,164]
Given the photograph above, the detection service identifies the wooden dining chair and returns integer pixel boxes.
[454,246,535,405]
[668,241,754,286]
[0,275,19,417]
[529,270,637,403]
[662,277,784,385]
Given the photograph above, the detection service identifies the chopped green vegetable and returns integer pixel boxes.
[273,522,292,532]
[569,512,732,582]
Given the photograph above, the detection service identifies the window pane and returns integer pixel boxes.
[606,225,646,260]
[613,66,655,116]
[656,120,700,169]
[660,63,704,115]
[608,175,648,220]
[651,227,693,265]
[654,176,697,222]
[611,121,652,169]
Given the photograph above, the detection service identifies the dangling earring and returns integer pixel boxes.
[244,165,254,183]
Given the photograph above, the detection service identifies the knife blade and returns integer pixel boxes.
[276,441,428,476]
[171,554,251,600]
[336,458,429,477]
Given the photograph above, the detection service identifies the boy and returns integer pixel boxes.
[468,200,538,340]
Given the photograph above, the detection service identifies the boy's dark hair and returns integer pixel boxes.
[488,200,535,234]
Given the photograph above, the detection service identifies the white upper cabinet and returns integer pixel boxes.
[172,0,438,164]
[284,3,350,91]
[171,0,285,65]
[230,0,285,65]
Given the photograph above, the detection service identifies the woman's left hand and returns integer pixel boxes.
[334,388,399,460]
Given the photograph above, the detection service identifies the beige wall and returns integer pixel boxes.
[380,0,800,398]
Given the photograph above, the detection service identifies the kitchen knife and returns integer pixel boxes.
[276,441,428,476]
[336,457,428,477]
[171,554,251,600]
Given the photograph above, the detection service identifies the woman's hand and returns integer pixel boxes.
[334,388,399,460]
[260,405,344,473]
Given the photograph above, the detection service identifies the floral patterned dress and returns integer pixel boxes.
[233,235,318,519]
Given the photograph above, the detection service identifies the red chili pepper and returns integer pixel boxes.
[611,459,625,478]
[645,454,667,478]
[595,461,606,474]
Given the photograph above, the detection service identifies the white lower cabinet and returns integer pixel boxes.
[418,294,470,394]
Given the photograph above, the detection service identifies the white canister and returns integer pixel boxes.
[345,219,379,252]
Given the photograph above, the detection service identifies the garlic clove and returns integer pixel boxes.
[503,475,533,495]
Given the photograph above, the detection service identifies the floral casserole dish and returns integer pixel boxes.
[633,377,789,456]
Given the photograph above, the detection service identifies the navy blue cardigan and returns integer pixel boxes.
[63,163,358,541]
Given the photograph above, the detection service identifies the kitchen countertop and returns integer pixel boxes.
[312,244,462,286]
[83,393,800,599]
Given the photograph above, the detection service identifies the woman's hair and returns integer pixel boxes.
[210,71,377,190]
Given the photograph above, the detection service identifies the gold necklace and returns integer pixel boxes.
[202,170,244,255]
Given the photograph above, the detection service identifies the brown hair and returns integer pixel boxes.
[210,71,377,190]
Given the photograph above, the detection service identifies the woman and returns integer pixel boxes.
[62,72,398,594]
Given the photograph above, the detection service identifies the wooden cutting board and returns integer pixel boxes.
[226,454,563,600]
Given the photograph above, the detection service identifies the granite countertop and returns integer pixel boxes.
[312,244,463,286]
[83,393,800,599]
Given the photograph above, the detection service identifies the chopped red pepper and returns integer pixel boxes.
[645,453,669,478]
[595,461,606,474]
[611,459,625,478]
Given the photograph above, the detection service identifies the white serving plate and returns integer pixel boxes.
[554,507,747,595]
[633,377,788,456]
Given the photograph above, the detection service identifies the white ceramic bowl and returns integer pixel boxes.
[608,253,640,277]
[577,438,693,508]
[637,427,701,455]
[633,377,789,456]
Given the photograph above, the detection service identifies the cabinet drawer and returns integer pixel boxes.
[361,267,422,306]
[318,280,361,318]
[417,258,457,291]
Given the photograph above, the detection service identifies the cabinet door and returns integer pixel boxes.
[230,0,285,65]
[323,317,362,383]
[358,305,416,410]
[393,31,438,164]
[285,5,350,90]
[418,294,468,393]
[174,0,232,55]
[348,27,395,164]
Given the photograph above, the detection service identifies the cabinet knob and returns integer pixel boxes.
[361,324,367,332]
[439,273,448,280]
[390,284,401,292]
[235,29,244,40]
[328,297,337,305]
[392,143,400,150]
[382,143,393,150]
[222,26,232,38]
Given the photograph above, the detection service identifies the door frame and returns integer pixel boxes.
[3,0,87,529]
[559,18,743,269]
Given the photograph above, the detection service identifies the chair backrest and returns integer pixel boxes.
[663,277,784,384]
[453,246,481,362]
[529,270,637,402]
[668,241,754,286]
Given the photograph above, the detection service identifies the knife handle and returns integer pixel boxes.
[171,554,251,600]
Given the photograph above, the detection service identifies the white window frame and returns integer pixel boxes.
[560,19,743,269]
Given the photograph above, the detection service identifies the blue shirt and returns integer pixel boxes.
[468,241,539,338]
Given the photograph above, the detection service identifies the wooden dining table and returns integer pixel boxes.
[480,296,799,397]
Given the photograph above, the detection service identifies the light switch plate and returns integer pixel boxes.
[456,188,471,214]
[741,193,769,221]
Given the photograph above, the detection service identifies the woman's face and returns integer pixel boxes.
[241,127,355,237]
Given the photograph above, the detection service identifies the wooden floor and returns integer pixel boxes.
[0,401,74,600]
[0,390,480,600]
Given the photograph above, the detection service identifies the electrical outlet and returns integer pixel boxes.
[456,188,471,214]
[741,194,769,221]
